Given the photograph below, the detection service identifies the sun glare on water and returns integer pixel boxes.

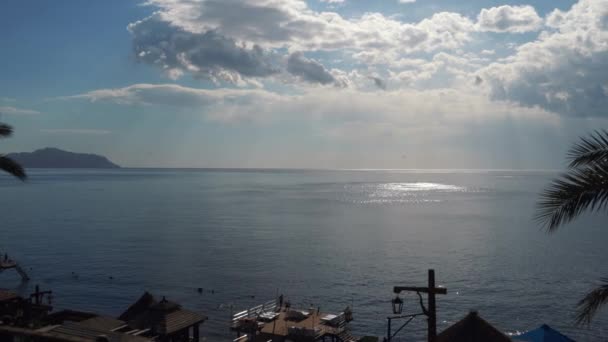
[380,182,466,192]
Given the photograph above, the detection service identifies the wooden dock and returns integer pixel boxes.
[231,300,356,342]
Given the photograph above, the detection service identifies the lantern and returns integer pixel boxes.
[391,295,403,314]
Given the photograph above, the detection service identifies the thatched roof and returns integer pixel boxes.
[436,311,512,342]
[118,292,156,322]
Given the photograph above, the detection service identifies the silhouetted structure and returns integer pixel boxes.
[118,292,206,342]
[513,324,575,342]
[436,311,511,342]
[0,287,52,328]
[389,269,447,342]
[0,290,206,342]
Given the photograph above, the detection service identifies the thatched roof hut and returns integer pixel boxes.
[436,311,511,342]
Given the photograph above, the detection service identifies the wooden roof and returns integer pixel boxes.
[119,292,156,322]
[436,311,512,342]
[77,316,126,332]
[0,324,151,342]
[0,289,19,302]
[50,321,151,342]
[120,293,206,336]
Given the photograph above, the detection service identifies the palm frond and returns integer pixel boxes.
[536,162,608,232]
[0,155,26,181]
[576,278,608,325]
[0,123,13,138]
[568,130,608,168]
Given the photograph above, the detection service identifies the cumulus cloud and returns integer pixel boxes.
[141,0,474,52]
[128,14,278,83]
[287,52,336,85]
[477,5,543,33]
[0,106,40,115]
[481,0,608,117]
[122,0,607,122]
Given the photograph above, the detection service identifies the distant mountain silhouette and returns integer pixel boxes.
[6,148,120,169]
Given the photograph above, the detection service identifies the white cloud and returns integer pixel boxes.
[132,0,476,82]
[477,5,543,33]
[64,82,557,127]
[481,0,608,117]
[122,0,608,123]
[0,106,40,115]
[63,83,281,107]
[40,129,112,135]
[399,0,416,3]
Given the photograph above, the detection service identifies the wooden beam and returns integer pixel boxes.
[393,286,447,295]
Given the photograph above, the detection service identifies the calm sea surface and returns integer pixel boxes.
[1,169,607,341]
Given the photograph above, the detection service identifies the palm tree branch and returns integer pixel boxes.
[0,123,13,138]
[536,163,608,232]
[0,155,26,181]
[568,130,608,167]
[576,278,608,325]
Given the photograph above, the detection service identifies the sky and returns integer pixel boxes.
[1,0,607,169]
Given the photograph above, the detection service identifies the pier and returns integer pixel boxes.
[231,299,356,342]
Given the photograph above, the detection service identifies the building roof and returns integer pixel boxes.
[119,292,156,322]
[45,310,99,325]
[0,324,151,342]
[0,289,19,302]
[120,293,206,336]
[50,321,151,342]
[436,311,512,342]
[77,316,127,332]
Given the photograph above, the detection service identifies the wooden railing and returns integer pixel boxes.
[231,299,277,328]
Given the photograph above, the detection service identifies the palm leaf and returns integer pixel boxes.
[0,155,26,181]
[0,123,13,138]
[576,278,608,325]
[568,130,608,168]
[536,162,608,232]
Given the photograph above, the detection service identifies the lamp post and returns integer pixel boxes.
[387,269,447,342]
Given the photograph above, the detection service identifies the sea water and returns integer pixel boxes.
[0,169,606,341]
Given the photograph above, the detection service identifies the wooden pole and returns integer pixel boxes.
[193,324,199,342]
[428,269,436,342]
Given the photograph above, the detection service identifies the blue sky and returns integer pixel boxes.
[1,0,607,168]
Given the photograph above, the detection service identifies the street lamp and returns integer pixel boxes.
[387,269,447,342]
[391,296,403,315]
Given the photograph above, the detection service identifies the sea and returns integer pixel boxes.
[0,169,607,341]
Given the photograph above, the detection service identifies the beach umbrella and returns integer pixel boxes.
[513,324,575,342]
